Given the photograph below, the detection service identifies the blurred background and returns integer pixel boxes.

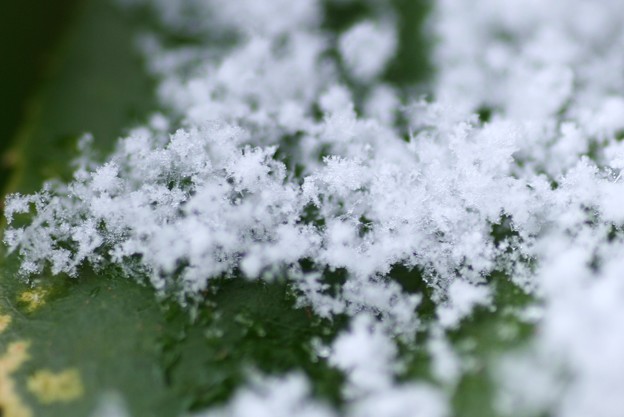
[0,0,81,190]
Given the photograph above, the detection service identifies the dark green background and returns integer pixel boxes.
[0,0,81,192]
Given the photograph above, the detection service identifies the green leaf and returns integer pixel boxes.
[0,2,344,416]
[0,0,82,192]
[5,0,155,196]
[0,0,181,415]
[0,1,536,416]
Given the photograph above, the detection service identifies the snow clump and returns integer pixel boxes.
[7,0,624,416]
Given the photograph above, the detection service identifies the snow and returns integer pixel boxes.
[434,0,624,415]
[329,314,398,397]
[437,280,491,329]
[195,374,337,417]
[339,20,397,82]
[7,0,624,416]
[194,372,448,417]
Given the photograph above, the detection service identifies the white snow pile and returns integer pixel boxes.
[6,0,624,416]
